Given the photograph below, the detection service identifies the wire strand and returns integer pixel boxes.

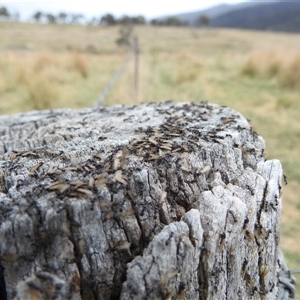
[93,53,133,108]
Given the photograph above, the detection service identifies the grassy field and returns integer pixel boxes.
[0,22,300,272]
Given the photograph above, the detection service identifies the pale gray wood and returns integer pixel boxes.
[0,102,283,299]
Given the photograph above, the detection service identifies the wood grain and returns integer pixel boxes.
[0,102,282,299]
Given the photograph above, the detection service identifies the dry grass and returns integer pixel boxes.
[241,49,300,90]
[70,53,89,78]
[25,77,58,110]
[0,49,121,112]
[0,23,300,272]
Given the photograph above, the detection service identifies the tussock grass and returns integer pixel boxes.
[1,51,94,111]
[25,77,58,110]
[70,53,89,78]
[240,49,284,77]
[34,53,59,72]
[241,49,300,90]
[280,53,300,90]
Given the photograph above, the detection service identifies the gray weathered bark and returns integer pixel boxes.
[0,102,283,299]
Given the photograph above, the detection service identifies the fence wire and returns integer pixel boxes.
[278,248,298,299]
[93,53,133,108]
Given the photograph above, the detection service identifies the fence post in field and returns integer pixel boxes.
[0,101,293,299]
[132,37,139,104]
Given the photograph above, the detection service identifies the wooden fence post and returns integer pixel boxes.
[0,102,287,299]
[133,37,139,104]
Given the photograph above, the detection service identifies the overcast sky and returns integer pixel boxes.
[1,0,254,20]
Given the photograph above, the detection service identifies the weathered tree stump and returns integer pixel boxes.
[0,102,283,299]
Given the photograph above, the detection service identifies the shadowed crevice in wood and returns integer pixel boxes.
[0,102,283,299]
[0,262,7,300]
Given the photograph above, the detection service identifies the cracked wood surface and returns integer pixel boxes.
[0,102,282,299]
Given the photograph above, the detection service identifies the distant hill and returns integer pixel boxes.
[161,4,232,26]
[154,1,280,26]
[154,0,300,33]
[210,1,300,32]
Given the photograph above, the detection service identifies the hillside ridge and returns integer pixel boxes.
[155,0,300,32]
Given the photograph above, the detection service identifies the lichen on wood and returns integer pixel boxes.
[0,102,283,299]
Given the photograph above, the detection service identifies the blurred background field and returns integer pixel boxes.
[0,21,300,270]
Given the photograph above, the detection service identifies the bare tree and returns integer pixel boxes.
[166,17,185,27]
[198,14,210,27]
[32,11,43,23]
[100,13,117,26]
[46,13,56,24]
[57,12,68,24]
[0,6,10,20]
[116,24,134,47]
[71,13,84,24]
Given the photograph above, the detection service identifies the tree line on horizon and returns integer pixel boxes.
[0,6,210,27]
